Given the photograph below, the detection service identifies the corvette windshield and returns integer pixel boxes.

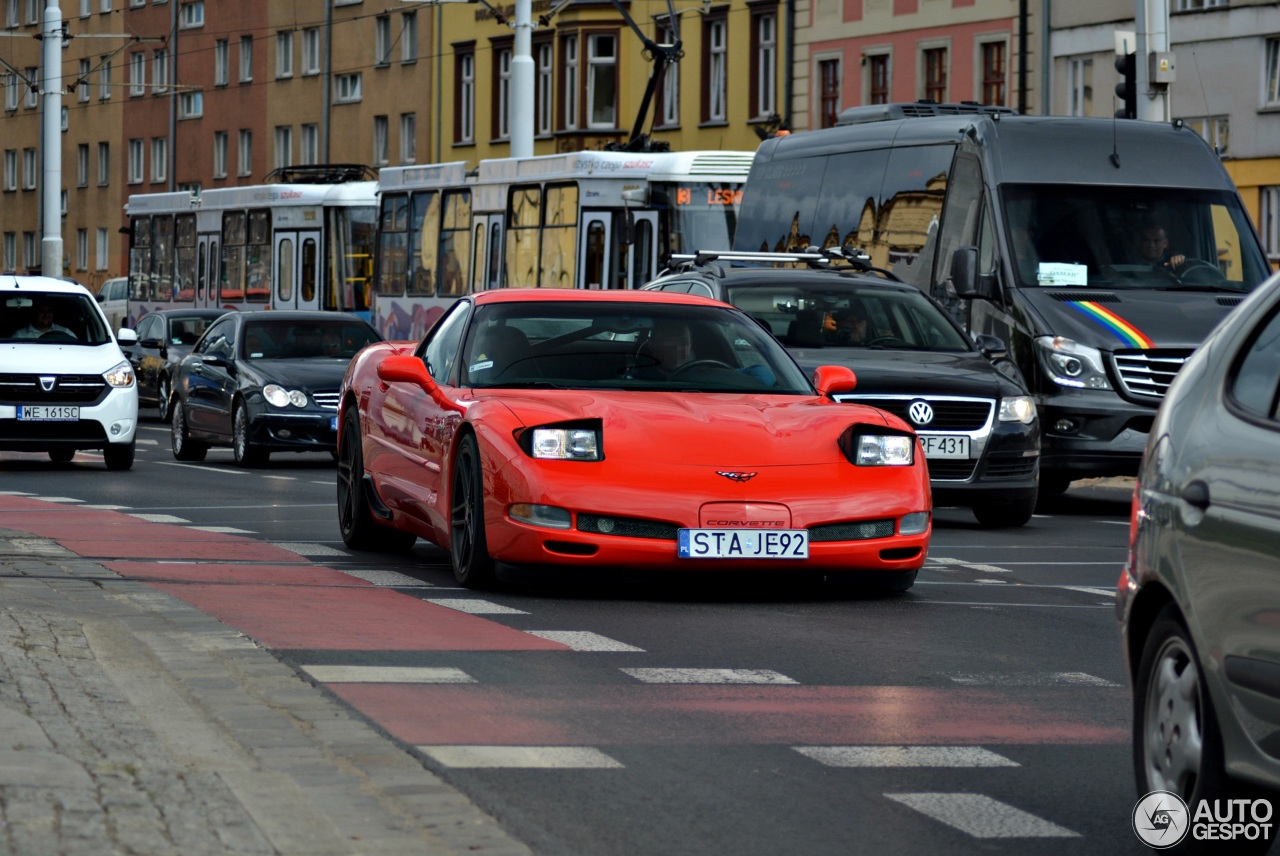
[463,302,812,393]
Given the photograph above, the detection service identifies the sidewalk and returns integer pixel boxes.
[0,526,532,856]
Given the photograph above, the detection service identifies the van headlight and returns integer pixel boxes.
[103,360,135,388]
[1035,336,1111,390]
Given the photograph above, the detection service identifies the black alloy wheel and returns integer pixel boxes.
[171,402,207,462]
[232,401,269,467]
[336,406,416,552]
[450,433,497,589]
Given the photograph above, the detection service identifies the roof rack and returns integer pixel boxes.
[263,164,378,184]
[663,247,901,281]
[836,100,1020,126]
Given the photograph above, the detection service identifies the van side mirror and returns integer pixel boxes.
[950,247,979,298]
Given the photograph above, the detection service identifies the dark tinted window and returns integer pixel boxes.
[1230,303,1280,420]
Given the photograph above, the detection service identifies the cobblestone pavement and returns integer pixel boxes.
[0,530,532,856]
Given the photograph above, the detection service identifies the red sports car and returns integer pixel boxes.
[336,290,931,589]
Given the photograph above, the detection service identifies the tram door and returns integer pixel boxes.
[580,210,659,289]
[471,214,503,290]
[195,233,220,308]
[273,230,322,310]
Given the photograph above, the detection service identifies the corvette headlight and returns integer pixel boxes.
[264,384,309,408]
[854,434,915,466]
[1035,336,1111,390]
[998,395,1037,424]
[103,360,135,388]
[531,427,601,460]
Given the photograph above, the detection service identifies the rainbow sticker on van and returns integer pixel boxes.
[1068,301,1155,350]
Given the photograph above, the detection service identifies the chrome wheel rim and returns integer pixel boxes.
[172,406,185,453]
[157,377,170,422]
[233,407,248,460]
[1144,635,1204,798]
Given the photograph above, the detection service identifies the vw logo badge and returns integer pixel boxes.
[908,400,935,426]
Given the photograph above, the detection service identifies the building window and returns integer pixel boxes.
[179,1,202,28]
[277,31,294,78]
[152,137,166,182]
[923,46,947,102]
[178,91,201,118]
[127,139,143,184]
[214,39,228,86]
[1182,115,1229,155]
[239,35,253,82]
[1174,0,1226,9]
[130,52,145,96]
[587,33,617,129]
[77,59,90,102]
[153,49,169,93]
[867,53,890,104]
[335,73,362,102]
[21,147,35,190]
[373,115,388,166]
[213,131,227,178]
[97,142,109,186]
[535,41,553,136]
[656,19,678,126]
[238,130,252,176]
[25,0,36,24]
[76,144,89,187]
[702,16,727,123]
[22,233,34,272]
[96,228,108,270]
[375,16,391,66]
[79,0,88,15]
[400,112,416,163]
[274,126,292,170]
[751,9,776,119]
[561,35,578,130]
[24,67,36,108]
[1262,186,1280,266]
[819,58,840,128]
[2,150,15,191]
[301,124,318,165]
[1267,38,1280,108]
[456,45,474,143]
[302,28,320,75]
[980,41,1006,105]
[401,12,417,63]
[3,233,14,271]
[99,58,111,100]
[494,45,512,141]
[76,230,88,271]
[5,74,18,112]
[1068,57,1092,116]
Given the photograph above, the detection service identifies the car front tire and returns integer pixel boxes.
[232,402,269,468]
[171,403,207,462]
[103,440,135,471]
[972,494,1036,528]
[337,407,416,552]
[156,375,171,423]
[450,433,497,589]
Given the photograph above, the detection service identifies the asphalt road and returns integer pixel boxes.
[0,418,1156,856]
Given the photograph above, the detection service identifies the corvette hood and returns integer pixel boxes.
[478,389,897,466]
[1020,288,1241,351]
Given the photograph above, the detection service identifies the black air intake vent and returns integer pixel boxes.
[1216,296,1245,307]
[1046,292,1120,303]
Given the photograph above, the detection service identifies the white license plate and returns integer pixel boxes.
[18,405,80,421]
[678,528,809,560]
[919,434,969,459]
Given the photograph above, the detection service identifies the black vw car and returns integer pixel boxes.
[169,310,382,466]
[643,251,1041,527]
[120,308,227,422]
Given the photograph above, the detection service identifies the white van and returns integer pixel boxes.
[96,276,130,331]
[0,275,140,469]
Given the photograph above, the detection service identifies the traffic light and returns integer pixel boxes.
[1115,52,1137,119]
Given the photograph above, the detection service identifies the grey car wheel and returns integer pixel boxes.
[156,375,171,423]
[171,403,207,462]
[233,402,269,467]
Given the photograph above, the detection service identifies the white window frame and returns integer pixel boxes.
[24,67,36,108]
[21,147,36,190]
[129,52,145,96]
[2,150,15,191]
[99,57,111,100]
[25,0,36,24]
[273,125,292,170]
[78,59,90,102]
[22,232,35,271]
[301,123,318,165]
[1068,57,1092,117]
[562,35,578,130]
[238,130,252,176]
[76,229,88,272]
[335,72,362,103]
[1262,186,1280,266]
[97,142,109,186]
[707,19,727,122]
[277,31,294,79]
[178,91,202,118]
[76,143,89,187]
[401,12,417,63]
[3,233,14,271]
[536,42,553,136]
[302,28,320,75]
[179,0,203,29]
[213,130,227,178]
[5,0,18,28]
[496,47,512,141]
[239,35,253,82]
[755,12,776,118]
[96,228,109,271]
[373,115,388,166]
[1266,38,1280,109]
[4,74,18,112]
[587,33,617,130]
[153,48,169,94]
[152,137,166,182]
[400,112,416,163]
[375,16,391,66]
[458,52,474,143]
[127,139,144,184]
[214,39,228,86]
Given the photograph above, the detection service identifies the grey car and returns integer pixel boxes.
[1119,269,1280,852]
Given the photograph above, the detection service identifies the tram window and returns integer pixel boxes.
[584,218,606,288]
[301,238,317,303]
[246,210,271,303]
[411,190,439,295]
[152,215,175,301]
[175,214,197,301]
[487,222,502,288]
[439,190,471,296]
[507,184,541,288]
[209,240,219,301]
[278,238,294,302]
[197,241,206,301]
[540,184,577,289]
[634,219,655,285]
[377,193,409,296]
[222,212,246,300]
[471,223,486,292]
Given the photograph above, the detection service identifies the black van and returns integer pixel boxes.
[733,103,1272,493]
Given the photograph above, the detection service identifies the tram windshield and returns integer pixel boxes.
[654,181,742,257]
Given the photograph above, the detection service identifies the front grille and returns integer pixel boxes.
[311,390,340,410]
[982,456,1038,480]
[926,460,978,481]
[809,519,895,542]
[1112,350,1191,400]
[577,514,678,540]
[0,373,109,406]
[849,396,993,432]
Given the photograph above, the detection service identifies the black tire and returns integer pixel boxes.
[156,375,171,423]
[336,407,416,552]
[1133,605,1274,855]
[232,402,269,468]
[103,440,135,471]
[972,494,1037,528]
[1040,472,1072,495]
[450,433,497,589]
[48,449,75,463]
[171,403,207,462]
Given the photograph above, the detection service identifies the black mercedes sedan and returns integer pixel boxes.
[169,310,382,466]
[643,251,1041,527]
[120,308,228,422]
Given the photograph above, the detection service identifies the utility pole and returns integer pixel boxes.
[40,0,64,277]
[510,0,533,157]
[1136,0,1174,122]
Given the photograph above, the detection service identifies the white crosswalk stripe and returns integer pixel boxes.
[417,746,624,769]
[949,671,1119,687]
[525,631,644,652]
[302,665,475,684]
[886,793,1078,838]
[621,668,797,684]
[426,599,530,615]
[795,746,1018,768]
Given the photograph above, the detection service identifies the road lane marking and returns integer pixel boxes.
[525,631,644,652]
[303,665,475,684]
[155,461,251,475]
[426,599,530,615]
[886,793,1078,838]
[417,746,624,769]
[263,475,296,481]
[28,496,83,503]
[1059,586,1116,598]
[129,513,191,523]
[621,668,797,684]
[930,557,1012,573]
[795,746,1018,768]
[190,526,257,534]
[950,672,1120,687]
[275,542,348,556]
[343,569,433,587]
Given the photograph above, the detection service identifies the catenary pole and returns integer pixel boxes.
[40,0,63,276]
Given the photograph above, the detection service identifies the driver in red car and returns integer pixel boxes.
[645,318,693,372]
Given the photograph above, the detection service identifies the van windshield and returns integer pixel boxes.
[0,292,111,345]
[1001,184,1269,293]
